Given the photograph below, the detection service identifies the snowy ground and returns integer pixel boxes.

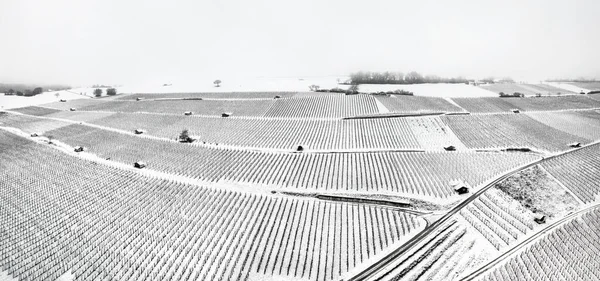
[116,76,347,94]
[116,79,498,98]
[543,82,589,93]
[350,83,498,97]
[0,91,90,109]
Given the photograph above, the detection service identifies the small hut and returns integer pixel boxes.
[511,109,520,113]
[534,215,546,224]
[221,112,232,118]
[134,161,147,169]
[450,180,470,195]
[134,129,145,135]
[568,142,581,148]
[69,108,76,111]
[184,111,193,116]
[443,145,456,151]
[74,146,84,152]
[59,99,67,102]
[274,95,281,99]
[30,133,39,137]
[296,145,304,152]
[136,97,143,101]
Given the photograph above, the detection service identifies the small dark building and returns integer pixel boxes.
[568,142,581,148]
[443,145,456,151]
[30,133,39,137]
[136,97,143,101]
[534,216,546,224]
[134,129,145,135]
[69,108,76,111]
[450,180,470,195]
[184,111,193,116]
[296,145,304,152]
[512,109,520,113]
[59,99,67,102]
[274,95,281,99]
[134,161,147,169]
[74,146,84,152]
[221,112,232,117]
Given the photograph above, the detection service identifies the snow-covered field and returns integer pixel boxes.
[543,82,590,93]
[116,78,497,98]
[349,83,498,97]
[0,91,90,109]
[116,77,347,94]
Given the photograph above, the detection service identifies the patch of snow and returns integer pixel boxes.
[543,82,588,93]
[0,91,90,109]
[56,270,74,281]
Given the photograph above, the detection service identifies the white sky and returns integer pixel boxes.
[0,0,598,85]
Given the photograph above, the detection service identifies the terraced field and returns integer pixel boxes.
[405,116,466,151]
[0,112,71,134]
[459,188,535,250]
[526,110,600,140]
[449,98,516,113]
[478,84,537,96]
[0,131,424,281]
[503,95,600,112]
[39,98,110,111]
[41,123,538,199]
[84,112,423,150]
[264,95,380,118]
[374,96,464,114]
[441,114,588,152]
[7,106,62,116]
[450,96,600,113]
[478,83,576,96]
[476,207,600,281]
[77,99,276,117]
[540,143,600,203]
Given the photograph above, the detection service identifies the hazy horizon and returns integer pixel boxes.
[1,0,599,86]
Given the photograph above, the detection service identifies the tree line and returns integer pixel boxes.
[349,71,469,85]
[3,87,44,97]
[1,83,70,96]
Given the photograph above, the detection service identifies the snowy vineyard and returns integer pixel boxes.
[0,131,423,281]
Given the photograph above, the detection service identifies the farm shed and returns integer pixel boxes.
[74,146,84,152]
[59,99,67,102]
[184,111,193,116]
[443,145,456,151]
[296,145,304,152]
[274,95,281,99]
[134,129,145,135]
[534,215,546,224]
[221,112,232,117]
[30,133,39,137]
[568,142,581,148]
[136,97,143,101]
[450,180,470,194]
[134,161,147,169]
[69,108,76,111]
[512,109,520,113]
